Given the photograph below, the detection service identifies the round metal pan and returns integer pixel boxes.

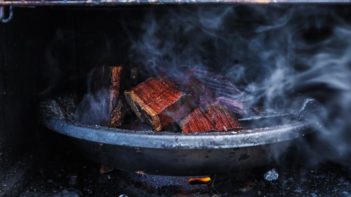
[41,98,312,176]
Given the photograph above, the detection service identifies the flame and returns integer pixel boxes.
[188,176,212,185]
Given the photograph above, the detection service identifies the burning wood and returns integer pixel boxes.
[109,66,123,127]
[180,107,214,133]
[80,66,249,132]
[109,66,123,111]
[110,100,123,127]
[124,78,195,131]
[76,65,125,126]
[180,103,240,133]
[170,67,245,114]
[215,96,244,115]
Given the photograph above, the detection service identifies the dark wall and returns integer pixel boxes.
[0,8,45,151]
[0,6,147,153]
[0,6,148,154]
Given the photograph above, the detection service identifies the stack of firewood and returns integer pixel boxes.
[95,65,244,133]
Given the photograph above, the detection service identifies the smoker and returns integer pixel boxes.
[1,1,351,196]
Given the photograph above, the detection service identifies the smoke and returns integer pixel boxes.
[75,88,110,125]
[129,5,351,165]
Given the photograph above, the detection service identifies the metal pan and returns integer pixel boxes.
[41,98,312,176]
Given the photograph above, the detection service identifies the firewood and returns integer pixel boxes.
[75,66,124,126]
[125,78,194,131]
[108,66,123,127]
[215,96,244,116]
[206,104,240,131]
[180,107,214,133]
[180,103,240,134]
[171,67,244,112]
[110,100,123,127]
[109,66,123,112]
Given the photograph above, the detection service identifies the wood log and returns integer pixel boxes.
[76,66,124,126]
[180,107,214,133]
[171,67,244,110]
[206,104,240,131]
[108,66,123,127]
[110,100,123,127]
[180,103,240,134]
[125,78,194,131]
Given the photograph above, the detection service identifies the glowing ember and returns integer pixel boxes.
[188,176,212,185]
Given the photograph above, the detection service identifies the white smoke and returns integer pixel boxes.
[129,5,351,165]
[75,89,110,125]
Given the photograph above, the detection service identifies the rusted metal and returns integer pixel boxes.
[0,0,350,6]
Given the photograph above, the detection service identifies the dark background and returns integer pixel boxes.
[0,4,345,150]
[0,5,351,196]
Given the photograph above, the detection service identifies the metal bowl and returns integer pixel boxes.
[41,98,312,175]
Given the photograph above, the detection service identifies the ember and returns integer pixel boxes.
[188,176,212,185]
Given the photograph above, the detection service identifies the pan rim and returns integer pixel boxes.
[44,116,311,149]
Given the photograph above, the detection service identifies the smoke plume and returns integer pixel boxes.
[129,5,351,165]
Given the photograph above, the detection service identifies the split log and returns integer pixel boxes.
[180,107,214,133]
[170,67,245,114]
[108,66,123,127]
[180,103,240,134]
[125,78,195,131]
[110,100,123,127]
[85,66,123,127]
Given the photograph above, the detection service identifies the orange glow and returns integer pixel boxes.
[188,176,212,185]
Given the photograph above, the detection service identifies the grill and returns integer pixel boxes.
[1,2,351,196]
[41,95,311,175]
